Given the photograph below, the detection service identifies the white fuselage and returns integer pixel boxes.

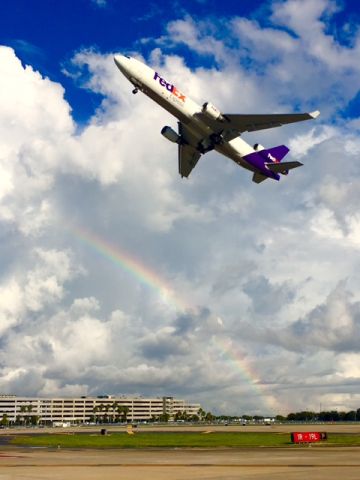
[114,55,255,172]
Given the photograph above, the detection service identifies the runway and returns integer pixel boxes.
[1,447,360,479]
[1,425,359,479]
[2,422,360,435]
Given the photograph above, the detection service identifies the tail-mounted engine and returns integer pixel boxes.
[253,143,265,151]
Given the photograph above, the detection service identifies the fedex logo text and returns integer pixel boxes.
[154,72,186,102]
[267,153,279,163]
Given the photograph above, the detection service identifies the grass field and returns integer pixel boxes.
[9,432,360,449]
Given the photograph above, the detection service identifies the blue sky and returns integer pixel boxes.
[0,0,360,415]
[1,0,359,121]
[0,0,264,121]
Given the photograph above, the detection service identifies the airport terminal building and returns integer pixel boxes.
[0,395,201,424]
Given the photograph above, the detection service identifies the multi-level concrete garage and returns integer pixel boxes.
[0,395,200,424]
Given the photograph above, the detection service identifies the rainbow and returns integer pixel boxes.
[72,225,287,414]
[72,225,189,313]
[212,337,284,414]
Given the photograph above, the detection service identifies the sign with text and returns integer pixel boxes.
[291,432,327,443]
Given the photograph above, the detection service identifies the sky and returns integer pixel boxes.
[0,0,359,416]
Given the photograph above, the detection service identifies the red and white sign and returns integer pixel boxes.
[291,432,327,443]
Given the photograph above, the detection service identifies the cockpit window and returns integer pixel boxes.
[125,55,130,59]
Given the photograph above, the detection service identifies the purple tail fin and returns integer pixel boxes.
[258,145,289,163]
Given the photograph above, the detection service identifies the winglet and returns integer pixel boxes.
[309,110,320,119]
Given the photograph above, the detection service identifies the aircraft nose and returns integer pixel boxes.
[114,54,129,71]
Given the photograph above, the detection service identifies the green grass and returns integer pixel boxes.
[9,432,360,449]
[327,434,360,446]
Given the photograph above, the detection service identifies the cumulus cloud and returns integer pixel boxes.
[160,1,360,116]
[1,0,360,414]
[288,282,360,352]
[289,126,337,158]
[243,275,295,315]
[0,248,76,336]
[229,281,360,361]
[270,0,360,70]
[0,46,73,236]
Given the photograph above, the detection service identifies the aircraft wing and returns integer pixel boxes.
[178,144,201,177]
[178,122,202,178]
[224,111,320,134]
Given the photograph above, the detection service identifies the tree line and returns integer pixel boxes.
[280,408,360,422]
[2,405,359,426]
[211,409,360,423]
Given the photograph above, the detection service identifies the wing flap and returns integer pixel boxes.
[178,122,202,177]
[178,144,201,177]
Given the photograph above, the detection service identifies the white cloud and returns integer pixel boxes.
[271,0,360,70]
[0,46,74,236]
[338,353,360,379]
[0,280,23,334]
[310,207,344,240]
[289,126,336,158]
[232,17,297,57]
[0,248,77,336]
[164,16,228,62]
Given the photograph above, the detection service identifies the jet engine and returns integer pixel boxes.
[253,143,265,151]
[202,102,226,122]
[161,126,181,144]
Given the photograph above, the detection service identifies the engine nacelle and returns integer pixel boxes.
[202,102,225,122]
[161,126,181,144]
[253,143,265,151]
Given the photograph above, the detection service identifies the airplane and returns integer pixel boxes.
[114,54,320,183]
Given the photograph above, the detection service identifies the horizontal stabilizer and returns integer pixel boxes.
[252,172,268,184]
[265,161,303,174]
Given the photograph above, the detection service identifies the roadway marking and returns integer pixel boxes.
[0,455,25,458]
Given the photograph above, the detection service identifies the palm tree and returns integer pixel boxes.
[121,405,129,423]
[111,402,118,423]
[198,408,206,422]
[116,405,124,423]
[30,415,40,426]
[98,403,106,424]
[205,411,214,423]
[104,404,111,424]
[159,412,170,423]
[92,406,99,424]
[27,404,33,425]
[0,413,9,426]
[19,405,27,425]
